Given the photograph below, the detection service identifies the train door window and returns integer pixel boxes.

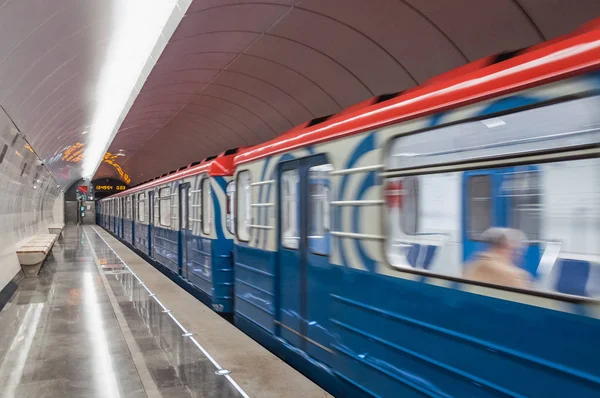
[236,171,252,241]
[159,187,171,227]
[125,196,131,219]
[505,170,541,242]
[281,169,300,249]
[181,186,188,231]
[131,195,136,220]
[138,193,146,222]
[201,178,212,234]
[401,177,419,235]
[226,181,235,233]
[467,175,492,239]
[308,164,333,255]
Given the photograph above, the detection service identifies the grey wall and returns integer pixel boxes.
[64,201,95,225]
[64,178,95,201]
[0,107,63,293]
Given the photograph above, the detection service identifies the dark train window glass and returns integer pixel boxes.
[0,145,6,164]
[468,175,492,239]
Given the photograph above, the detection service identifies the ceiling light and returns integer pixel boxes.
[81,0,183,179]
[81,130,88,135]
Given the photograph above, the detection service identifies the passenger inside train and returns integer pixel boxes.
[463,228,531,289]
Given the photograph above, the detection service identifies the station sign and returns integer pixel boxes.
[95,185,127,192]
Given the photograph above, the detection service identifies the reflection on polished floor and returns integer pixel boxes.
[0,226,244,397]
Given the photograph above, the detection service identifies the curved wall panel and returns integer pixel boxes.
[0,107,63,294]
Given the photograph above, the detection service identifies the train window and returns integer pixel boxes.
[236,171,252,241]
[226,181,235,234]
[181,187,188,231]
[159,187,171,227]
[384,95,600,297]
[138,193,146,222]
[281,169,300,249]
[388,96,600,172]
[505,170,541,242]
[402,177,419,235]
[308,164,333,255]
[467,175,492,239]
[125,196,131,219]
[0,144,7,164]
[201,178,212,234]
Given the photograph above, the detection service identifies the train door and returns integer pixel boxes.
[179,183,190,278]
[148,191,155,257]
[111,200,116,232]
[131,195,136,246]
[121,197,126,238]
[276,154,332,359]
[462,166,541,277]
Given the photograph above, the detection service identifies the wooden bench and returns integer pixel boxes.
[16,234,59,277]
[47,223,65,235]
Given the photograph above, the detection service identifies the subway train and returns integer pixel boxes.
[98,20,600,397]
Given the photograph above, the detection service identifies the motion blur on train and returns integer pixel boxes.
[98,20,600,397]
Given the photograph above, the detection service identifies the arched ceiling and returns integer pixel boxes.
[98,0,600,185]
[1,1,597,187]
[0,0,186,188]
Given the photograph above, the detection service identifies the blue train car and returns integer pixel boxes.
[99,151,238,313]
[231,27,600,397]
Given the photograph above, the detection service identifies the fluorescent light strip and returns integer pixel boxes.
[82,0,186,178]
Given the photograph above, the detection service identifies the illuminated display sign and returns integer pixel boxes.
[103,152,131,184]
[95,185,127,192]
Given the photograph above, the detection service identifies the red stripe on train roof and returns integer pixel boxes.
[234,24,600,166]
[104,153,236,199]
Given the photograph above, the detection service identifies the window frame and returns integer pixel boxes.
[381,94,600,301]
[235,170,252,242]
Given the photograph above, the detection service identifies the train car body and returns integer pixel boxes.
[232,25,600,397]
[99,152,237,313]
[95,20,600,398]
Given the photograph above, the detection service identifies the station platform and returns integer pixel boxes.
[0,226,329,397]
